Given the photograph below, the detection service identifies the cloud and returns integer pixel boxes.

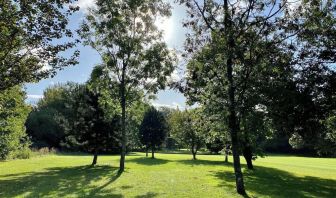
[168,69,181,83]
[74,0,96,13]
[286,0,303,13]
[27,95,44,99]
[151,102,182,109]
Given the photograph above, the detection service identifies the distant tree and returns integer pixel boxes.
[0,0,80,91]
[60,84,119,166]
[139,107,168,158]
[79,0,177,172]
[205,134,225,155]
[26,84,70,148]
[0,86,31,160]
[240,110,272,169]
[169,109,205,160]
[319,114,336,156]
[203,114,229,156]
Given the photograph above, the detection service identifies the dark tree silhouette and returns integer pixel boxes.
[139,107,168,159]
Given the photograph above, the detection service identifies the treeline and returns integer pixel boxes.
[1,0,336,196]
[24,65,336,161]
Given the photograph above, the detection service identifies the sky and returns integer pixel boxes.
[25,0,188,108]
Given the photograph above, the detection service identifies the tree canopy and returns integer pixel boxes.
[0,0,80,91]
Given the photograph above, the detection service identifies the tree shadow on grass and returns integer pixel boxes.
[127,157,170,166]
[175,158,335,197]
[211,165,336,198]
[0,165,123,198]
[177,159,229,166]
[134,192,159,198]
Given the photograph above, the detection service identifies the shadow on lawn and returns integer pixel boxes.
[211,165,336,198]
[127,157,170,165]
[177,158,335,197]
[177,159,229,166]
[0,165,123,198]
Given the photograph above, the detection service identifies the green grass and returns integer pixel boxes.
[0,152,335,198]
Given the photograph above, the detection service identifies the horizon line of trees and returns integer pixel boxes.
[1,0,335,196]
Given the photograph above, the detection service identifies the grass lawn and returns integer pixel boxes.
[0,152,335,198]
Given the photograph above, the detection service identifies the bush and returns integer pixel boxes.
[32,147,58,156]
[13,147,31,159]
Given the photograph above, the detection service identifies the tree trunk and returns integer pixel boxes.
[191,145,197,160]
[224,144,229,163]
[243,146,254,170]
[224,0,246,195]
[151,145,155,159]
[119,70,127,173]
[146,146,148,157]
[92,149,98,166]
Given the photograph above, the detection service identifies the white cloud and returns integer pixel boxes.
[74,0,96,13]
[286,0,303,14]
[172,102,182,108]
[168,69,181,83]
[27,95,44,99]
[151,102,182,109]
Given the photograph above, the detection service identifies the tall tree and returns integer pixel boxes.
[0,86,31,159]
[139,107,168,159]
[60,84,119,166]
[79,0,176,172]
[178,0,297,194]
[260,0,336,157]
[0,0,80,91]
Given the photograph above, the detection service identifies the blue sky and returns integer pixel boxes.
[25,0,188,108]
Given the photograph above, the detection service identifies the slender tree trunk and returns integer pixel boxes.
[92,149,98,166]
[243,146,254,170]
[146,145,148,157]
[224,144,229,163]
[191,145,197,160]
[151,145,155,159]
[119,69,126,173]
[224,0,245,195]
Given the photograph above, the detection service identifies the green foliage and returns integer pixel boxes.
[139,107,168,156]
[317,115,336,156]
[0,86,31,160]
[205,136,225,154]
[26,83,78,148]
[0,0,80,91]
[169,108,206,159]
[79,0,177,170]
[59,84,120,155]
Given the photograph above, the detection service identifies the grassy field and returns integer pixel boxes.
[0,152,335,198]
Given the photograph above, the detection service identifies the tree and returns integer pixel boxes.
[79,0,176,172]
[139,107,168,158]
[240,109,272,169]
[0,0,80,91]
[60,84,119,166]
[26,84,70,148]
[258,1,336,157]
[178,0,297,194]
[320,114,336,156]
[0,86,31,159]
[169,109,205,160]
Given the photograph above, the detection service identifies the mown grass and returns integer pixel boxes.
[0,152,335,198]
